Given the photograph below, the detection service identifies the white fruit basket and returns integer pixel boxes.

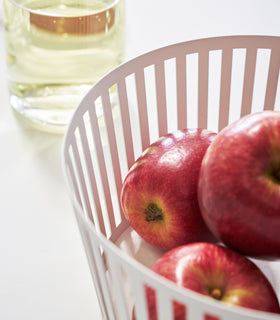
[62,36,280,320]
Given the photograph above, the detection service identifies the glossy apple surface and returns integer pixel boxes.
[198,111,280,259]
[121,129,217,250]
[139,243,280,320]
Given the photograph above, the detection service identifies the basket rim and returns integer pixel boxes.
[64,34,280,138]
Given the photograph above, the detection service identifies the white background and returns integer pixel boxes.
[0,1,279,319]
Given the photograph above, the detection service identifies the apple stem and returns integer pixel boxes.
[210,288,222,300]
[275,169,280,183]
[144,203,164,222]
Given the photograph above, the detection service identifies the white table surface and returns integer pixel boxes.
[0,1,279,319]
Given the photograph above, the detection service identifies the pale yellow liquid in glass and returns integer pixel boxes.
[4,0,125,132]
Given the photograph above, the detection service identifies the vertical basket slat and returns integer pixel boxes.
[101,89,123,232]
[187,305,204,320]
[77,121,96,224]
[88,102,116,236]
[78,121,107,234]
[106,256,130,320]
[135,68,150,150]
[176,53,187,130]
[90,240,117,320]
[76,215,108,320]
[101,89,123,193]
[219,48,233,130]
[264,47,280,110]
[155,60,168,137]
[157,290,174,320]
[71,137,93,220]
[117,78,135,170]
[65,150,83,211]
[241,47,258,117]
[131,276,150,320]
[198,50,209,128]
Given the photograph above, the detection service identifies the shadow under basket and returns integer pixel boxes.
[62,35,280,320]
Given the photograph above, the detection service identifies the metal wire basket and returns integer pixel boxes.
[62,35,280,320]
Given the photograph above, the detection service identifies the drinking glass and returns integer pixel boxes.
[3,0,125,133]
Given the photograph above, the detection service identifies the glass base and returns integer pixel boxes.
[10,84,93,134]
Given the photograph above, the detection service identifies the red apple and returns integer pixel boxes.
[134,243,280,320]
[121,129,217,250]
[198,111,280,259]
